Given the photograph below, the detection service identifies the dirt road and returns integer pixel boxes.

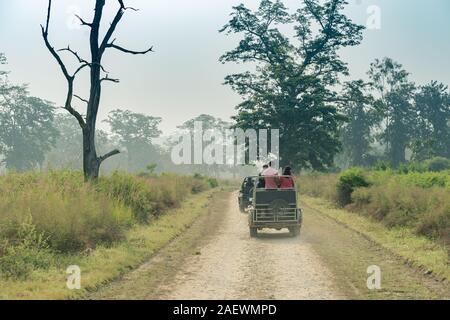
[93,192,344,300]
[92,191,449,300]
[155,195,342,300]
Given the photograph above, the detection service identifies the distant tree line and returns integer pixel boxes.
[339,57,450,168]
[0,57,252,176]
[2,55,449,175]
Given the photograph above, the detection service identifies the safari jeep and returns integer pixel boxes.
[239,176,303,237]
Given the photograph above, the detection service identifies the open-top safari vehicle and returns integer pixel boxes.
[238,176,303,237]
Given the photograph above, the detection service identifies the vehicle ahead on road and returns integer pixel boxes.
[238,177,255,212]
[238,176,302,237]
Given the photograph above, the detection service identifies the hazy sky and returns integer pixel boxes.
[1,0,450,134]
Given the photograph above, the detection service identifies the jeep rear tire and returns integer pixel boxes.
[289,227,300,237]
[250,227,258,238]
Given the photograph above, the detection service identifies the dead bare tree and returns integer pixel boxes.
[41,0,153,180]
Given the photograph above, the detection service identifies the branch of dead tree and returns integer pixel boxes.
[41,0,86,129]
[75,14,92,27]
[106,42,153,55]
[101,74,120,83]
[99,149,121,163]
[74,94,89,104]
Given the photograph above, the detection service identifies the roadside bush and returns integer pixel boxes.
[425,157,450,172]
[373,160,390,171]
[97,172,217,221]
[336,168,370,207]
[97,172,156,222]
[190,175,209,194]
[0,244,55,280]
[351,184,450,247]
[300,168,450,249]
[396,172,449,189]
[397,161,427,174]
[416,203,450,246]
[0,173,130,253]
[0,217,55,279]
[0,171,218,279]
[207,177,219,188]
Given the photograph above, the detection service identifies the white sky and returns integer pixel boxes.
[1,0,450,135]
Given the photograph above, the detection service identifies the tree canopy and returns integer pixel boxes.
[368,57,416,166]
[220,0,364,170]
[105,109,162,172]
[339,80,380,167]
[0,82,58,171]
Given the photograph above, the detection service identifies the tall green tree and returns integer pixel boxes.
[0,84,58,171]
[368,57,416,166]
[412,81,450,160]
[176,114,232,177]
[220,0,364,170]
[104,109,162,172]
[339,80,379,167]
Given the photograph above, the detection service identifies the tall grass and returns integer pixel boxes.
[0,171,217,279]
[299,169,450,249]
[299,172,339,201]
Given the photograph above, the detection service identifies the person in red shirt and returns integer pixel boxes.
[279,166,295,189]
[261,163,279,189]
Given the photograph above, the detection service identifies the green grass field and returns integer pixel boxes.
[0,171,219,299]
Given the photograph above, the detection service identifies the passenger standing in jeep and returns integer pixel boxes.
[261,163,279,189]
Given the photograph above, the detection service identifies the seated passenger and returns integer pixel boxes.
[256,165,268,188]
[243,178,254,193]
[257,176,266,189]
[261,163,279,189]
[280,166,295,189]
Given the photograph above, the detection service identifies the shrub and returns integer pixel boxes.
[416,202,450,246]
[351,188,371,206]
[300,168,450,249]
[396,172,449,189]
[0,217,55,279]
[207,177,219,188]
[189,173,212,194]
[373,160,390,171]
[97,172,156,222]
[336,168,370,207]
[425,157,450,172]
[0,244,55,280]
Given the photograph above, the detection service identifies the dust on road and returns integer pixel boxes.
[99,192,344,300]
[160,194,342,299]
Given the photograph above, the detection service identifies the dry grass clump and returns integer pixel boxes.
[0,171,217,279]
[298,173,339,201]
[352,185,450,247]
[300,169,450,249]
